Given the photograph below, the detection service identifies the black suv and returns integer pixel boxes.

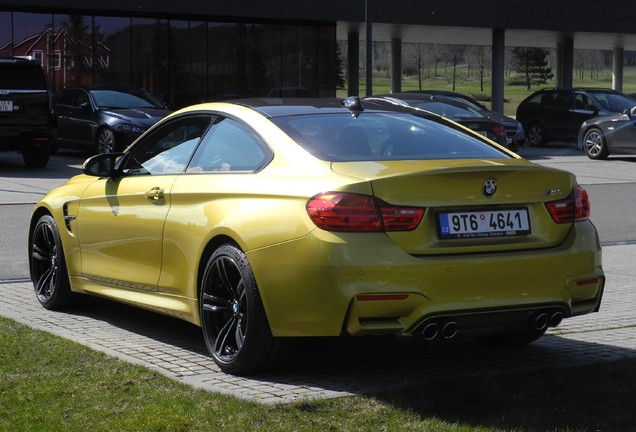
[0,57,56,167]
[516,88,636,146]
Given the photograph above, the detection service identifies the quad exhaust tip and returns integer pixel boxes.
[418,310,564,340]
[420,321,458,340]
[535,311,565,330]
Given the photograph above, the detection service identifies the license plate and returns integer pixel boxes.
[438,208,531,239]
[0,100,13,112]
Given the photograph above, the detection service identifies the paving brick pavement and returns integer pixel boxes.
[1,243,634,404]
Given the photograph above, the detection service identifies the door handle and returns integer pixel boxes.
[145,187,164,201]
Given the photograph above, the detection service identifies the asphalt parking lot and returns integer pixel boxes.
[1,144,635,404]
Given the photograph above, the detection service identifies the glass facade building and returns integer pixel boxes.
[0,11,338,108]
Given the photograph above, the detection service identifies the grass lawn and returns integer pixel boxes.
[2,316,636,432]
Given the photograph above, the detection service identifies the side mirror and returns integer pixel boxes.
[83,152,125,177]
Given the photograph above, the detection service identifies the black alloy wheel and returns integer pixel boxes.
[96,128,116,154]
[200,244,288,375]
[526,122,547,147]
[30,214,78,309]
[583,128,609,160]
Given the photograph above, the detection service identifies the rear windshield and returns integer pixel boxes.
[0,65,47,90]
[271,112,509,161]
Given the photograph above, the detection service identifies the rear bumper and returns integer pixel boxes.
[0,126,55,151]
[248,220,604,337]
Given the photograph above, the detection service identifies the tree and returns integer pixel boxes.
[511,47,554,90]
[441,45,465,91]
[467,45,491,92]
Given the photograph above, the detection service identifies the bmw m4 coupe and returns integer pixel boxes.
[29,97,605,374]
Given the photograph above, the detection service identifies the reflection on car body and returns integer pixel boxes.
[363,93,511,150]
[29,97,604,375]
[404,90,525,150]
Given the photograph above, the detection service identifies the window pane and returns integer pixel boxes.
[208,22,242,99]
[125,116,213,175]
[0,12,11,55]
[11,13,54,84]
[132,18,169,103]
[94,16,131,84]
[188,117,268,172]
[53,15,93,88]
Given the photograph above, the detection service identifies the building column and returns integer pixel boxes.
[365,0,373,96]
[347,32,360,96]
[391,37,402,93]
[559,37,574,88]
[491,28,505,114]
[612,46,624,92]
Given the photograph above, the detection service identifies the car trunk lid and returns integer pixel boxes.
[331,159,576,255]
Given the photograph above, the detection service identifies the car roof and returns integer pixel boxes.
[0,56,41,67]
[59,84,149,93]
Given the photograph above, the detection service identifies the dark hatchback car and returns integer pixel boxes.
[406,90,525,149]
[578,106,636,159]
[364,93,509,150]
[55,84,172,154]
[0,57,56,167]
[516,88,636,147]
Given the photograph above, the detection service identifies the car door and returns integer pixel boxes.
[541,90,572,139]
[569,92,598,139]
[611,111,636,151]
[158,115,272,297]
[65,88,97,147]
[75,114,214,292]
[54,89,77,145]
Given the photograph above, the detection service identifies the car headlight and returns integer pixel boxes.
[113,123,145,134]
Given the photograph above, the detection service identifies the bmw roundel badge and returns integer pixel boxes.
[483,179,497,197]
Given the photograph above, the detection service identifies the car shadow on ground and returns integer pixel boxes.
[0,150,88,180]
[68,296,636,402]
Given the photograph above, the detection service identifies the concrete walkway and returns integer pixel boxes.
[1,243,634,404]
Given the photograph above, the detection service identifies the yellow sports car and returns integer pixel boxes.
[29,97,605,374]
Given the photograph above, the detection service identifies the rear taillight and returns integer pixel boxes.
[545,185,590,223]
[306,192,425,232]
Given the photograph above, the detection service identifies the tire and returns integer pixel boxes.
[582,127,609,160]
[22,142,51,168]
[200,244,288,374]
[30,214,79,310]
[96,128,116,154]
[526,122,547,147]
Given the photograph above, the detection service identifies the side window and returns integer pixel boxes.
[56,89,76,106]
[543,91,570,108]
[574,93,594,110]
[73,90,90,109]
[186,116,270,173]
[122,115,214,176]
